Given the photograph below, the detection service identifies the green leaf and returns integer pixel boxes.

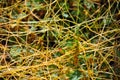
[48,64,58,69]
[35,0,44,3]
[68,70,82,80]
[53,52,62,58]
[62,13,69,18]
[10,46,22,57]
[65,39,74,47]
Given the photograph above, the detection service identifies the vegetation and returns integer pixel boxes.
[0,0,120,80]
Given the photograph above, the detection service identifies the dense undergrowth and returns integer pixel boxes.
[0,0,120,80]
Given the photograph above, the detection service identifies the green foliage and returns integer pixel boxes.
[67,70,82,80]
[10,46,22,58]
[0,0,120,80]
